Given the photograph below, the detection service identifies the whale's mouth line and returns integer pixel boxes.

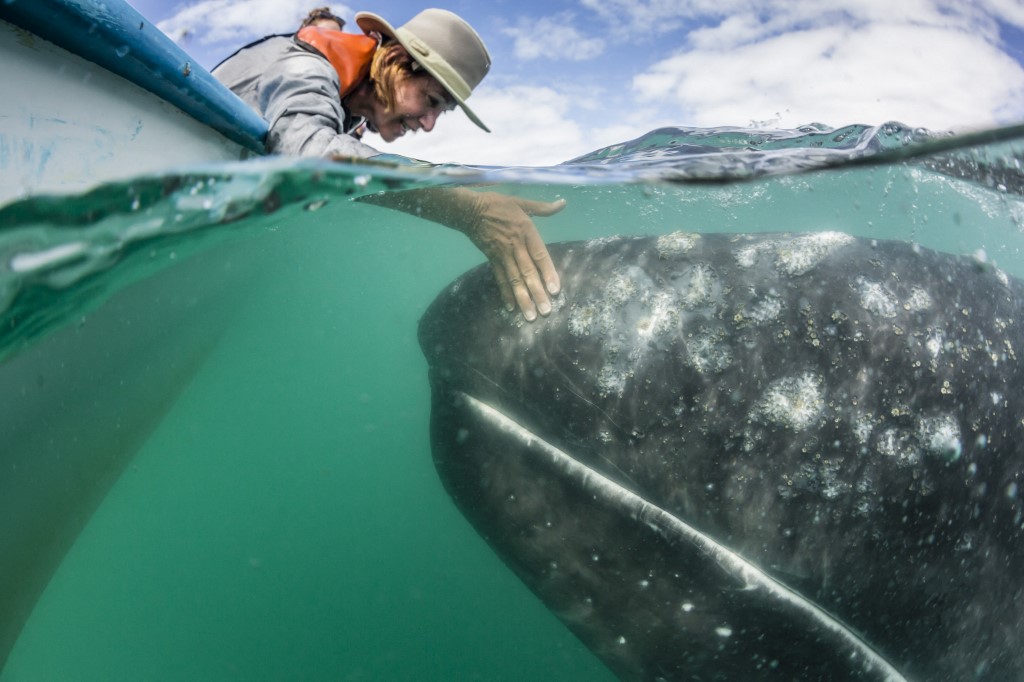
[458,390,910,682]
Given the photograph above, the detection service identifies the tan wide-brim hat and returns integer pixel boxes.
[356,8,491,132]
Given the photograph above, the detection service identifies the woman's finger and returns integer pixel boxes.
[517,197,567,218]
[524,226,560,295]
[490,261,515,312]
[500,251,539,321]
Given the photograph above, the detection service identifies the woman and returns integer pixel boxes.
[213,9,562,321]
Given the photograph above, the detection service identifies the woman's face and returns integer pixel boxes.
[370,75,456,142]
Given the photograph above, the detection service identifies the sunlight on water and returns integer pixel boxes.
[1,123,1023,681]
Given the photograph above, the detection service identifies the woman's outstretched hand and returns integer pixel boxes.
[455,190,565,321]
[360,186,566,321]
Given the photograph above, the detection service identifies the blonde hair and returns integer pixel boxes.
[368,41,424,112]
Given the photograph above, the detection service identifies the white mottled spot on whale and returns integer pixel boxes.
[687,330,733,374]
[679,264,719,309]
[857,278,899,318]
[852,413,875,444]
[715,626,733,638]
[749,294,783,324]
[681,602,694,612]
[904,286,933,312]
[735,241,775,269]
[877,428,921,467]
[585,235,623,249]
[755,373,824,431]
[918,415,962,461]
[775,232,853,276]
[637,291,679,339]
[568,303,599,337]
[925,332,944,359]
[656,231,699,258]
[598,366,629,396]
[605,268,642,307]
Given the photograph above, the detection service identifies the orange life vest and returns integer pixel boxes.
[295,27,377,100]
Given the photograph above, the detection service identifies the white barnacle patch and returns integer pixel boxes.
[904,287,933,312]
[678,263,719,309]
[686,330,733,374]
[775,232,853,276]
[817,460,850,499]
[598,366,629,396]
[925,331,944,359]
[856,278,899,318]
[573,265,679,397]
[754,373,824,431]
[605,267,642,306]
[748,294,784,324]
[876,428,921,467]
[735,245,758,268]
[568,303,599,337]
[585,235,623,250]
[636,291,679,340]
[852,413,875,445]
[735,240,775,269]
[918,415,962,462]
[656,231,699,258]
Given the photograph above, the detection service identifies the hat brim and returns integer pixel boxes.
[356,11,490,133]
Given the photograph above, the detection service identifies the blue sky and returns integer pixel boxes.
[130,0,1024,166]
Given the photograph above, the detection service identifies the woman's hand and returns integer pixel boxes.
[455,190,565,321]
[360,186,566,321]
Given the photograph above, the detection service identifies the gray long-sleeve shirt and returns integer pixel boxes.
[213,35,380,159]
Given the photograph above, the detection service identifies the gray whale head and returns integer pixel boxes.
[418,232,1024,681]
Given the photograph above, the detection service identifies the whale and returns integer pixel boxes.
[418,232,1024,681]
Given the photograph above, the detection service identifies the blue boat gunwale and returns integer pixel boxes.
[1,0,268,154]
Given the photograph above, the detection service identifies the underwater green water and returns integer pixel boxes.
[1,127,1023,680]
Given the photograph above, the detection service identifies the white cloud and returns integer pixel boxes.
[579,0,1024,39]
[157,0,352,46]
[502,14,605,61]
[629,5,1024,131]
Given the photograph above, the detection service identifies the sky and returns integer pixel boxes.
[130,0,1024,166]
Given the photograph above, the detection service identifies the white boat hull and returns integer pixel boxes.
[0,19,255,205]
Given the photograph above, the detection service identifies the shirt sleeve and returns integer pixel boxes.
[257,48,380,159]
